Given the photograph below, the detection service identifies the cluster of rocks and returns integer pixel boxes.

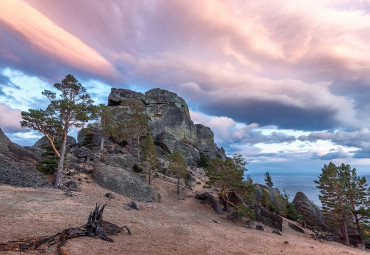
[105,88,227,166]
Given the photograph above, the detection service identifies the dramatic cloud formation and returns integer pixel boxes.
[1,0,370,173]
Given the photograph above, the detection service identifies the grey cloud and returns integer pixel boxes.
[239,131,296,145]
[311,150,351,160]
[300,129,370,159]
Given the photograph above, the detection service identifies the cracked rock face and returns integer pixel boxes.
[107,88,226,166]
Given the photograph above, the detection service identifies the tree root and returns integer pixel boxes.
[0,204,131,254]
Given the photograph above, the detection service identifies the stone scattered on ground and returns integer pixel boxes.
[105,193,115,199]
[256,225,264,231]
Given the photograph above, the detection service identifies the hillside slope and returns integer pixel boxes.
[0,176,366,255]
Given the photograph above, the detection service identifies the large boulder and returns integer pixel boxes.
[196,192,223,215]
[94,163,155,202]
[0,128,49,187]
[292,192,328,231]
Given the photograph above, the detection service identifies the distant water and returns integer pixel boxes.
[246,171,370,207]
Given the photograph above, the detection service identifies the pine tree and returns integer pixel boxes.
[21,74,98,187]
[84,104,117,152]
[314,162,350,245]
[141,133,158,185]
[264,172,274,188]
[206,157,247,211]
[168,152,187,195]
[339,164,370,246]
[119,98,148,160]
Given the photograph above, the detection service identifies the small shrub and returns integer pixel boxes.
[157,193,161,201]
[153,173,160,178]
[81,133,93,149]
[133,164,143,173]
[203,185,212,189]
[234,204,255,219]
[286,202,303,221]
[118,140,128,147]
[268,204,278,213]
[198,154,209,168]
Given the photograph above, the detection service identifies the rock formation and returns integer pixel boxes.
[105,88,227,166]
[292,191,328,231]
[0,128,49,187]
[94,163,155,202]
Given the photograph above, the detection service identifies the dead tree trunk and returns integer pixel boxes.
[0,204,131,254]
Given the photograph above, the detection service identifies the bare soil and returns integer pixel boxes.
[0,175,367,255]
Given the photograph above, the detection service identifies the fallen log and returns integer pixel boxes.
[0,204,131,254]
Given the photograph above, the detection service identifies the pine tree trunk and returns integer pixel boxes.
[342,215,350,245]
[99,137,105,153]
[137,137,140,161]
[55,132,67,188]
[354,213,364,245]
[148,167,151,185]
[177,177,180,195]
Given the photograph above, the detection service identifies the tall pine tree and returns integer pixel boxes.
[339,164,370,246]
[315,162,350,245]
[141,133,159,185]
[21,74,97,187]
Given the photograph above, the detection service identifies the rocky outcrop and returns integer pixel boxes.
[94,163,155,202]
[107,88,227,166]
[196,124,226,161]
[0,128,49,187]
[292,192,328,231]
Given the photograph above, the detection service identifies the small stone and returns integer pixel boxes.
[272,229,282,235]
[86,180,92,183]
[212,220,218,223]
[63,192,73,197]
[84,177,89,180]
[256,225,264,231]
[77,178,82,181]
[284,240,289,244]
[105,193,115,199]
[127,201,139,210]
[245,220,252,229]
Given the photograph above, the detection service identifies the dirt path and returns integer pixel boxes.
[0,178,367,255]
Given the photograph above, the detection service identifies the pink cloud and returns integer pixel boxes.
[0,104,22,132]
[0,0,117,78]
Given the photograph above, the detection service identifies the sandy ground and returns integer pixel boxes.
[0,175,368,255]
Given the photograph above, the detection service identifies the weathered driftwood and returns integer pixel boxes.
[0,204,131,254]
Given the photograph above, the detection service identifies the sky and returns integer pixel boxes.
[1,0,370,180]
